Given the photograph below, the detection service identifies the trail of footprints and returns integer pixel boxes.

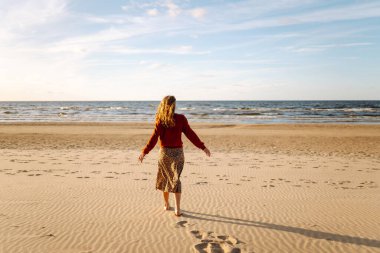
[0,164,379,190]
[0,164,378,190]
[260,178,378,190]
[0,152,379,190]
[175,221,245,253]
[0,167,151,181]
[324,180,377,189]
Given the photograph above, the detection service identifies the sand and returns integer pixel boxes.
[0,123,379,253]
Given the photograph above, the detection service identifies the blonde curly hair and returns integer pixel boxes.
[156,95,176,128]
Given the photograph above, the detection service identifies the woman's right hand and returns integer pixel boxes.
[203,148,211,157]
[138,153,146,163]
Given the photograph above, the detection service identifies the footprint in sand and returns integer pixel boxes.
[41,233,55,238]
[17,170,29,173]
[357,181,378,189]
[175,221,192,228]
[195,181,209,185]
[240,176,251,182]
[191,230,244,253]
[174,219,245,252]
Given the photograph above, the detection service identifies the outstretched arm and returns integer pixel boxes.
[182,116,210,156]
[139,122,160,162]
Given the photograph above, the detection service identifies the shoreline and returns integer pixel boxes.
[1,121,380,126]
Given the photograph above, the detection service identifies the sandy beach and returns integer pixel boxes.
[0,123,379,253]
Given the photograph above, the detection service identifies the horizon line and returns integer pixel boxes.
[0,99,379,102]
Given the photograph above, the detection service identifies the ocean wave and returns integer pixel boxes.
[341,108,378,112]
[212,107,257,112]
[212,108,227,111]
[309,107,378,112]
[235,112,262,116]
[97,106,126,110]
[244,115,277,118]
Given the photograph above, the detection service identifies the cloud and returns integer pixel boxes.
[81,1,380,43]
[85,15,130,24]
[146,8,159,16]
[121,5,130,12]
[56,27,131,46]
[166,1,181,17]
[106,45,209,55]
[188,1,380,35]
[190,8,206,19]
[285,42,374,53]
[0,0,68,44]
[1,0,67,29]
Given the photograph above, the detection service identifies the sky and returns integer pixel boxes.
[0,0,379,101]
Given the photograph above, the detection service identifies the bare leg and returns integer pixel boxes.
[174,193,181,216]
[163,191,170,210]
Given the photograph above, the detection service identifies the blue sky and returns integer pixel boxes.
[0,0,379,100]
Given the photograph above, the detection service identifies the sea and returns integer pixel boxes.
[0,101,379,124]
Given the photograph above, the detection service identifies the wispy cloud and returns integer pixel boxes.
[146,8,159,16]
[106,45,210,55]
[121,0,182,18]
[191,1,380,34]
[189,8,206,19]
[284,42,374,53]
[166,1,181,17]
[0,0,68,44]
[1,0,67,29]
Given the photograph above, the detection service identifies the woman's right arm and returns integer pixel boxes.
[140,122,160,162]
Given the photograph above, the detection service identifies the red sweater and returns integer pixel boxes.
[142,114,206,154]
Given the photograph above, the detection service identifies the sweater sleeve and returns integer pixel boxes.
[142,122,160,155]
[182,115,206,150]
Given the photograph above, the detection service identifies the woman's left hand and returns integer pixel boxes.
[138,153,146,163]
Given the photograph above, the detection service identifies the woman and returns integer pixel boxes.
[138,96,211,217]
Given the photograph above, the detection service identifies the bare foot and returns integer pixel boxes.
[174,210,182,216]
[164,203,170,211]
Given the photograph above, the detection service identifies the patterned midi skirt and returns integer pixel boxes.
[156,147,185,193]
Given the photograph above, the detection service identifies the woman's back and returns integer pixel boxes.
[142,113,205,154]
